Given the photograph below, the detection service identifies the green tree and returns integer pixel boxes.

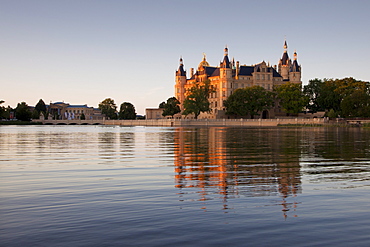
[162,97,181,118]
[303,78,325,112]
[159,101,165,108]
[98,98,117,119]
[31,109,40,119]
[182,80,214,119]
[80,113,86,120]
[274,82,309,115]
[118,102,136,120]
[304,77,370,117]
[0,100,4,119]
[15,102,32,121]
[224,86,275,119]
[34,99,47,118]
[341,89,370,117]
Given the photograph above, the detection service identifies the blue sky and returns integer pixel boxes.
[1,0,369,114]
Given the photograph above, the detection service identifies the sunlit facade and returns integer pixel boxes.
[48,102,104,120]
[175,41,302,119]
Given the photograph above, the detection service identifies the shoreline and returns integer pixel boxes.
[2,118,369,127]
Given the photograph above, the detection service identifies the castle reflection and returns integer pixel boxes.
[174,127,302,218]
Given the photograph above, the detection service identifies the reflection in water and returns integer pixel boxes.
[174,127,302,217]
[301,127,370,186]
[2,126,370,246]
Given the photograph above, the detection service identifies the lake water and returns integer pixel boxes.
[1,125,370,246]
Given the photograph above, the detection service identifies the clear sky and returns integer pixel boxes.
[1,0,369,115]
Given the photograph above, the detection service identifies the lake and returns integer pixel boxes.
[1,125,370,246]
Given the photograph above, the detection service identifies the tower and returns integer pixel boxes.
[175,57,187,108]
[289,50,301,83]
[220,47,232,79]
[278,40,291,80]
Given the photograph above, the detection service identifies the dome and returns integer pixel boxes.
[198,53,210,69]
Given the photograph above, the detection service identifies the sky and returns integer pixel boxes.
[1,0,369,115]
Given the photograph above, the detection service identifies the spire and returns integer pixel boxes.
[280,40,289,65]
[221,46,230,68]
[177,57,186,76]
[284,40,288,51]
[291,50,300,72]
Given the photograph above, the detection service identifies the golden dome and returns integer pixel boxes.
[198,53,210,69]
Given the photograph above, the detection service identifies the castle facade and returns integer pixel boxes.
[175,41,301,119]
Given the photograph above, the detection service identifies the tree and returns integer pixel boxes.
[182,80,214,119]
[224,86,275,118]
[80,113,86,120]
[98,98,117,119]
[0,100,4,119]
[304,77,370,117]
[162,97,181,118]
[341,89,370,117]
[159,101,165,108]
[274,82,309,115]
[31,109,40,119]
[35,99,47,116]
[303,78,325,113]
[118,102,136,120]
[15,102,32,121]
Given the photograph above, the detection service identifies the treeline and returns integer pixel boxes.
[0,98,139,121]
[98,98,138,120]
[304,77,370,118]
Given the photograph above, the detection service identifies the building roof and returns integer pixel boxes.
[204,66,217,76]
[66,105,89,108]
[290,59,300,72]
[280,52,289,65]
[222,55,230,68]
[239,66,254,76]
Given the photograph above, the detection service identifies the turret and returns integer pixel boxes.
[289,50,302,83]
[220,46,232,79]
[278,40,291,80]
[175,57,187,107]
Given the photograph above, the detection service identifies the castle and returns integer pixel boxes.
[175,41,302,119]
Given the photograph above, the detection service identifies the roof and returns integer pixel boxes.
[281,52,289,65]
[177,64,186,76]
[238,65,282,78]
[222,55,230,68]
[239,66,254,76]
[204,66,217,76]
[290,60,300,72]
[66,105,89,108]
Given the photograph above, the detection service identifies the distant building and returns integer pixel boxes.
[146,108,165,119]
[175,40,302,119]
[48,102,104,120]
